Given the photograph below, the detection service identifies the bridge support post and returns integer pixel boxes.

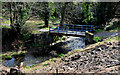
[85,31,94,44]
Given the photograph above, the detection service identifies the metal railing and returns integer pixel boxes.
[49,23,94,33]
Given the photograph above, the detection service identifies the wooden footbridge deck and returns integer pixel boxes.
[49,24,94,37]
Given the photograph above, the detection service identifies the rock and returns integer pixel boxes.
[71,54,81,61]
[49,51,58,57]
[10,68,25,75]
[0,70,9,75]
[112,46,116,49]
[117,57,120,61]
[97,47,102,51]
[107,42,112,45]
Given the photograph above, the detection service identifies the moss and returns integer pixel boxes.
[2,55,12,60]
[1,51,27,61]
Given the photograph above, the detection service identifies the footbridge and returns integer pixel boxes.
[49,23,94,37]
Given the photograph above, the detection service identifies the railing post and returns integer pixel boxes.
[86,25,88,31]
[57,23,59,33]
[73,24,74,31]
[81,25,83,32]
[90,25,92,32]
[76,29,77,34]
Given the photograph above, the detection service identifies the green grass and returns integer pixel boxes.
[106,36,120,42]
[1,20,10,24]
[113,36,120,40]
[0,25,11,28]
[42,27,49,29]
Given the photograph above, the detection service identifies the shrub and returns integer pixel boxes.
[25,66,30,68]
[43,63,47,66]
[58,53,64,58]
[94,29,103,32]
[94,37,101,42]
[110,23,113,25]
[52,58,56,62]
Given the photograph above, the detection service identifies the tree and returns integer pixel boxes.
[96,2,117,25]
[8,2,33,37]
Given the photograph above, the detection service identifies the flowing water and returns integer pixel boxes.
[3,36,85,68]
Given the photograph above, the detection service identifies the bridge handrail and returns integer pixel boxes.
[49,23,94,33]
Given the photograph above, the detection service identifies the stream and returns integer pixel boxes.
[2,36,85,68]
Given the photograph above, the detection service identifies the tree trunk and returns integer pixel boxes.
[44,3,49,27]
[60,2,68,28]
[9,2,13,28]
[44,13,49,27]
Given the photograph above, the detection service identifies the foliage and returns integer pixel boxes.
[2,2,34,38]
[94,37,101,42]
[58,53,64,58]
[43,63,50,66]
[98,42,102,45]
[52,58,56,62]
[25,66,30,69]
[96,2,117,25]
[113,21,119,24]
[94,29,103,32]
[81,3,95,24]
[43,63,47,66]
[110,23,113,25]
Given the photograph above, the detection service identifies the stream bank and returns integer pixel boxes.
[21,36,120,73]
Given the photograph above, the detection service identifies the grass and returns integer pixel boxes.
[0,25,11,28]
[0,20,10,24]
[106,36,120,42]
